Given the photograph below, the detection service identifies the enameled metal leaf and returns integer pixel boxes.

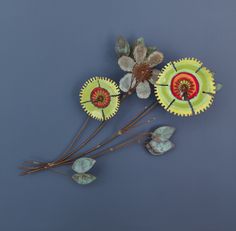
[72,173,96,185]
[72,158,96,173]
[146,140,175,155]
[147,46,157,56]
[135,37,145,46]
[152,126,176,142]
[115,36,130,57]
[216,83,223,92]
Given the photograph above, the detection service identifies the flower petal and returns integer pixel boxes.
[119,73,136,92]
[149,69,161,85]
[133,44,147,64]
[118,56,135,72]
[146,51,164,67]
[136,81,151,99]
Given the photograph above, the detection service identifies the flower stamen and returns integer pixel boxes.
[90,87,111,108]
[132,63,152,82]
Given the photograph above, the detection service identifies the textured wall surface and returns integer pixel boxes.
[0,0,235,230]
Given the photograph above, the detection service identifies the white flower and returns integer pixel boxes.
[118,43,163,99]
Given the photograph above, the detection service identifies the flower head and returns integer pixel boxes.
[155,58,216,116]
[117,37,164,99]
[80,77,120,120]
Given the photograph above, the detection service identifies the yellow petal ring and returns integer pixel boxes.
[154,58,216,116]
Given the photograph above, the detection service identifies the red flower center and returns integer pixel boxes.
[90,87,111,108]
[170,72,199,100]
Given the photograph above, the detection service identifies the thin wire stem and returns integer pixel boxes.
[20,100,158,175]
[64,101,158,161]
[56,116,90,161]
[64,132,151,164]
[59,120,107,162]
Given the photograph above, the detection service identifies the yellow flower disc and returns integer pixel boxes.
[80,77,120,120]
[154,58,216,116]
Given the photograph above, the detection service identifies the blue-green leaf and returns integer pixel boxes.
[136,37,145,46]
[146,140,175,156]
[152,126,176,142]
[216,83,223,92]
[115,36,130,57]
[72,158,96,173]
[147,46,157,56]
[72,173,96,185]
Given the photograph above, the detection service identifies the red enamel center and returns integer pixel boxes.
[90,87,111,108]
[170,72,199,100]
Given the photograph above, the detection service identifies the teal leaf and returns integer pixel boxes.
[115,36,130,57]
[216,83,223,92]
[147,46,157,56]
[72,158,96,173]
[132,37,145,52]
[146,140,175,156]
[152,126,176,142]
[136,37,145,46]
[72,173,96,185]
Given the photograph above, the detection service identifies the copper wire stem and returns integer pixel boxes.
[20,94,158,175]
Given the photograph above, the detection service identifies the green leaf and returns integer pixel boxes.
[136,37,145,46]
[216,83,223,92]
[147,46,157,56]
[132,37,145,51]
[72,157,96,173]
[152,126,176,142]
[146,140,175,156]
[115,36,130,57]
[72,173,96,185]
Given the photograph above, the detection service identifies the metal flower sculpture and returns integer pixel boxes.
[155,58,216,116]
[118,37,164,99]
[20,37,222,185]
[80,77,120,120]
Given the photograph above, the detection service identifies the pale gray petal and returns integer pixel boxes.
[146,51,164,67]
[118,56,135,72]
[149,69,161,85]
[119,73,136,92]
[136,81,151,99]
[133,44,147,64]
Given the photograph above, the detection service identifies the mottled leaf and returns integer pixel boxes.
[132,37,145,48]
[147,46,157,56]
[136,37,145,46]
[72,173,96,185]
[115,36,130,57]
[216,83,223,92]
[72,157,96,173]
[152,126,176,142]
[146,140,175,155]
